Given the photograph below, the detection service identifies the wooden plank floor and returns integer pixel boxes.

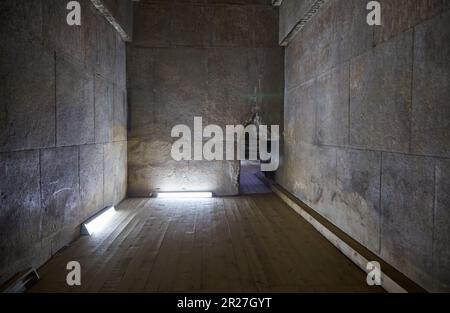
[29,194,384,293]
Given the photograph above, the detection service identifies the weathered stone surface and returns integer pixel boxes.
[0,151,41,272]
[80,144,104,221]
[252,5,279,47]
[133,3,172,47]
[335,149,381,253]
[0,0,42,40]
[40,147,80,240]
[127,47,155,91]
[127,88,155,139]
[249,48,284,127]
[316,64,349,146]
[211,5,250,46]
[153,48,208,126]
[113,86,127,142]
[128,137,239,196]
[277,0,449,293]
[172,4,211,46]
[283,85,298,146]
[0,238,52,286]
[94,75,114,144]
[288,143,336,220]
[291,80,316,145]
[434,159,450,292]
[100,0,134,41]
[104,141,127,206]
[380,153,434,290]
[127,137,184,197]
[333,0,374,61]
[284,34,302,90]
[186,160,240,196]
[96,15,117,79]
[284,0,373,87]
[56,57,95,147]
[207,48,251,126]
[284,3,336,86]
[128,2,282,199]
[0,36,55,152]
[375,0,443,45]
[115,35,127,89]
[350,31,413,153]
[43,0,85,62]
[83,1,99,68]
[411,12,450,157]
[0,0,129,287]
[279,0,315,43]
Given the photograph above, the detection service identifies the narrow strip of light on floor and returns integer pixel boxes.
[156,192,213,199]
[81,206,116,236]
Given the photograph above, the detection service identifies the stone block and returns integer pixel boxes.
[56,57,95,146]
[172,4,211,46]
[249,48,284,127]
[289,143,336,220]
[115,35,127,89]
[207,48,251,127]
[350,31,413,153]
[95,14,116,78]
[127,88,156,139]
[40,147,80,240]
[335,149,381,253]
[292,80,317,145]
[283,86,298,145]
[80,144,104,221]
[127,47,155,91]
[94,75,114,144]
[113,86,127,142]
[104,141,127,206]
[83,1,99,68]
[279,0,316,43]
[0,151,41,270]
[333,0,374,61]
[0,36,55,152]
[316,64,349,146]
[128,136,239,196]
[154,48,208,127]
[286,0,372,86]
[252,5,279,47]
[43,0,85,62]
[211,5,250,47]
[0,0,42,40]
[434,159,450,292]
[127,136,181,197]
[411,12,450,157]
[133,2,172,47]
[380,153,434,290]
[284,34,302,90]
[375,0,442,45]
[102,0,134,40]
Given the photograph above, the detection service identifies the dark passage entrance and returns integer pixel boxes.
[239,160,271,195]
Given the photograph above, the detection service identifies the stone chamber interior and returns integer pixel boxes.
[0,0,449,293]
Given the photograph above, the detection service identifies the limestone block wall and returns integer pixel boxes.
[0,0,129,285]
[277,0,450,292]
[127,0,284,196]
